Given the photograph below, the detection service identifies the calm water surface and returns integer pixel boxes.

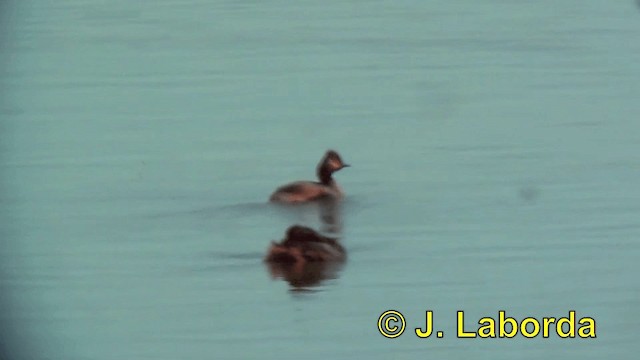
[1,0,639,359]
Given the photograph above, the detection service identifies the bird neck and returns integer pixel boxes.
[317,166,334,185]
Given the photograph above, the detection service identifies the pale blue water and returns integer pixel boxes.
[1,0,640,359]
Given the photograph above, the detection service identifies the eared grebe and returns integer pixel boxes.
[269,150,350,203]
[265,225,346,264]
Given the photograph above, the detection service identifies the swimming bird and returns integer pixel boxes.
[265,225,346,264]
[269,150,350,203]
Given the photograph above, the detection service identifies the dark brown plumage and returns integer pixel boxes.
[269,150,350,203]
[265,225,346,264]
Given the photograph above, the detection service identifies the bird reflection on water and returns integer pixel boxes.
[265,199,348,290]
